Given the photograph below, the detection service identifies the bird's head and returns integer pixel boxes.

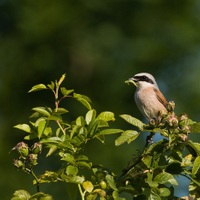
[126,72,159,89]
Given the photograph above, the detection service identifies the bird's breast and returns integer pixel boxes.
[134,87,166,119]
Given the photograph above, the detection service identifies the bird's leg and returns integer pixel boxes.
[145,132,155,147]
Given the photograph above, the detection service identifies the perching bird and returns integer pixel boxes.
[127,72,168,120]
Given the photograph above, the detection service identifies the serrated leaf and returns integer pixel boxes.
[115,130,139,146]
[82,181,94,193]
[11,190,31,200]
[85,109,96,125]
[97,129,123,136]
[120,114,144,130]
[97,111,115,121]
[154,172,178,185]
[106,174,118,191]
[66,165,78,176]
[32,107,51,117]
[14,124,31,133]
[192,156,200,176]
[28,84,47,93]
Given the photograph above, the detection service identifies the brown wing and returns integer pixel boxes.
[153,88,168,107]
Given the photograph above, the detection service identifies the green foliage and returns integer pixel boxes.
[116,101,200,200]
[12,75,200,200]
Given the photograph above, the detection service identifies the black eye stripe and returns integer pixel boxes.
[134,75,154,84]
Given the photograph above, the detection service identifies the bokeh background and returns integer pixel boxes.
[1,0,200,199]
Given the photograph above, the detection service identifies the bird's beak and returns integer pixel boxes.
[125,77,138,87]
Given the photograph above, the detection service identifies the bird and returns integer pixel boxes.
[127,72,168,121]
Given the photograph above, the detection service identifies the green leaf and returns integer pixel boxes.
[120,114,144,130]
[192,156,200,176]
[112,191,125,200]
[64,175,85,184]
[29,112,40,118]
[60,153,75,165]
[73,93,92,110]
[187,140,200,156]
[87,119,99,137]
[57,74,66,86]
[142,155,153,168]
[76,161,92,169]
[11,190,31,200]
[54,107,69,114]
[47,81,55,90]
[82,181,94,193]
[191,122,200,133]
[14,124,31,133]
[97,111,115,121]
[97,129,123,136]
[41,136,63,143]
[66,165,78,176]
[29,192,53,200]
[76,116,86,126]
[154,172,178,185]
[48,114,62,121]
[46,145,57,157]
[115,130,140,146]
[73,93,91,102]
[149,192,161,200]
[37,171,58,183]
[106,174,118,191]
[97,120,109,128]
[76,155,89,161]
[159,188,171,197]
[61,87,74,96]
[28,84,47,93]
[145,139,168,154]
[85,109,96,125]
[32,107,51,117]
[38,119,47,138]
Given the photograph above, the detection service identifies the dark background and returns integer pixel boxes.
[1,0,200,199]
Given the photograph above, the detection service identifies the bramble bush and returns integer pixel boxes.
[11,74,200,200]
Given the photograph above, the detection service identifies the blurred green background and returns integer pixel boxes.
[1,0,200,199]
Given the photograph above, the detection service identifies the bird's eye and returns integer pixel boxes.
[141,76,148,81]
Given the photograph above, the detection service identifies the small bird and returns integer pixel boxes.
[127,72,168,120]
